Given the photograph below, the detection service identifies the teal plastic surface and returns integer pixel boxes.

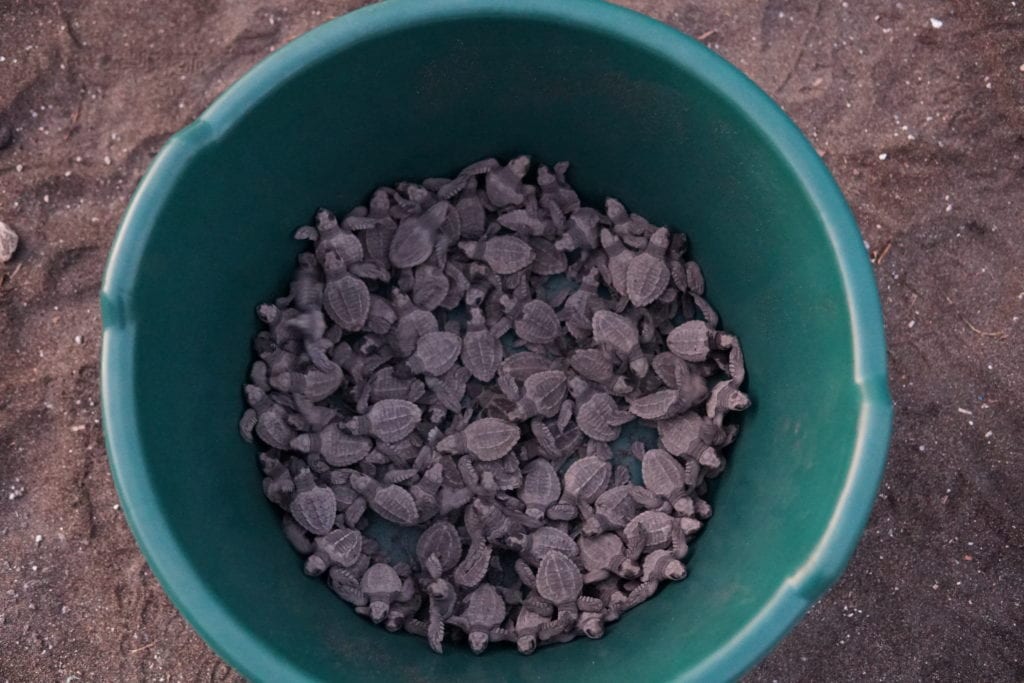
[100,1,892,680]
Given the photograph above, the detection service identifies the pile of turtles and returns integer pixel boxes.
[239,156,749,654]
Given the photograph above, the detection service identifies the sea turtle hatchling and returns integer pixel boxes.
[514,299,561,345]
[304,527,363,576]
[402,330,462,377]
[623,510,698,560]
[505,370,567,421]
[459,235,536,275]
[625,227,671,307]
[290,424,371,468]
[349,473,420,526]
[592,310,648,377]
[581,485,658,536]
[532,551,588,636]
[344,398,422,443]
[519,458,562,521]
[641,448,697,515]
[411,264,450,312]
[569,377,634,443]
[322,251,370,331]
[485,155,531,208]
[288,470,336,536]
[577,532,641,583]
[358,563,416,624]
[506,527,579,567]
[548,456,612,521]
[641,548,687,583]
[448,583,509,654]
[389,201,450,269]
[437,417,521,462]
[460,306,503,382]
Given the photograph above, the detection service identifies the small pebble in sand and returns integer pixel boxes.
[878,153,888,160]
[0,220,18,262]
[929,18,943,29]
[74,335,83,345]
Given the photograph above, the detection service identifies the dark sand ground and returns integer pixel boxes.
[1,1,1022,680]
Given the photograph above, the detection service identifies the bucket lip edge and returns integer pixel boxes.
[100,1,893,681]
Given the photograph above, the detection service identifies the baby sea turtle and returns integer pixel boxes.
[437,417,521,462]
[485,155,530,208]
[344,399,422,443]
[259,452,294,507]
[499,351,558,381]
[411,264,451,312]
[548,456,612,521]
[358,563,415,624]
[289,470,336,536]
[642,548,687,583]
[529,236,568,275]
[290,424,371,468]
[416,521,463,574]
[349,473,419,526]
[389,201,449,269]
[625,227,671,307]
[506,527,579,567]
[578,532,641,583]
[534,550,584,634]
[554,206,602,253]
[592,310,648,377]
[667,320,726,362]
[569,377,634,443]
[460,306,503,382]
[514,299,561,345]
[244,385,296,450]
[425,364,471,413]
[513,607,551,654]
[623,510,695,560]
[706,380,752,425]
[656,411,710,458]
[453,540,493,590]
[598,228,633,297]
[568,347,615,386]
[581,485,657,536]
[449,583,509,654]
[459,235,535,275]
[390,290,440,358]
[641,449,698,516]
[322,251,370,331]
[519,459,562,521]
[506,370,567,421]
[627,388,689,421]
[403,330,462,377]
[304,528,363,576]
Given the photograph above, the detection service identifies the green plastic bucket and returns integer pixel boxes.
[100,0,892,680]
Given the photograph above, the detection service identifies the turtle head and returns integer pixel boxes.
[516,634,537,655]
[369,600,389,624]
[468,631,490,654]
[504,532,527,552]
[579,613,604,639]
[618,558,641,580]
[580,516,603,536]
[664,560,687,581]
